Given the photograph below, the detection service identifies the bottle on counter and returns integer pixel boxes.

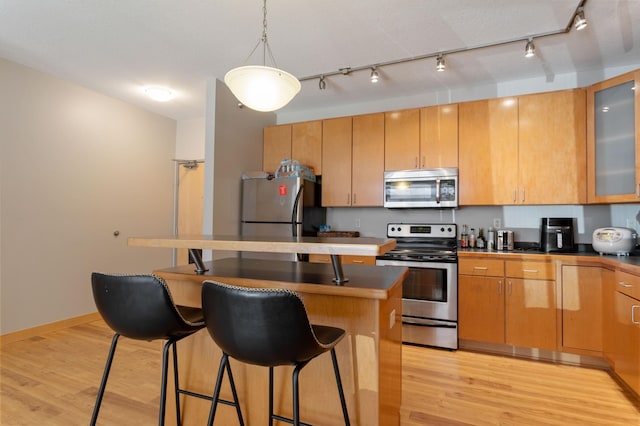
[469,228,476,248]
[476,228,486,249]
[460,224,468,248]
[487,226,496,250]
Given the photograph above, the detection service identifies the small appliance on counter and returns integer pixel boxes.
[592,227,638,256]
[496,229,514,251]
[540,217,576,253]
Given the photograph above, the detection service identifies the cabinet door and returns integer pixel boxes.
[322,117,353,207]
[352,113,385,206]
[602,268,616,365]
[458,275,505,343]
[612,291,640,395]
[420,104,458,168]
[518,89,587,204]
[263,125,291,172]
[505,278,557,350]
[384,109,420,170]
[459,98,519,205]
[292,121,322,175]
[587,70,640,203]
[561,265,602,353]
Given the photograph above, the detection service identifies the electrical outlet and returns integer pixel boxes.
[493,218,502,229]
[389,309,396,329]
[355,218,361,228]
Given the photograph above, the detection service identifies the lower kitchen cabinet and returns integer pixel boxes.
[611,290,640,395]
[458,258,557,350]
[561,265,603,354]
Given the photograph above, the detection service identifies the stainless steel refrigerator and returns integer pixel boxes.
[241,175,325,261]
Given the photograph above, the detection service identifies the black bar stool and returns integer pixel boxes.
[201,280,350,426]
[90,273,242,426]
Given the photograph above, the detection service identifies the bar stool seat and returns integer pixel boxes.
[201,280,350,426]
[90,273,241,426]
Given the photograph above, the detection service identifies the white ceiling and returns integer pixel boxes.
[1,0,639,121]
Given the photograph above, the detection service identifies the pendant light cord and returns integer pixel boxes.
[241,0,278,68]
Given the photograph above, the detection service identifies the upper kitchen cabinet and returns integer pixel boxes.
[292,121,322,175]
[420,104,459,168]
[459,97,519,205]
[518,89,587,204]
[384,108,420,170]
[322,114,384,207]
[263,124,292,173]
[263,120,323,175]
[459,89,586,205]
[587,69,640,203]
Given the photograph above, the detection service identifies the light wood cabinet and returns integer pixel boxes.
[308,254,376,265]
[459,258,557,351]
[518,89,587,204]
[420,104,458,168]
[602,268,616,365]
[587,69,640,203]
[560,265,603,354]
[263,121,322,174]
[459,89,586,205]
[459,97,519,205]
[263,124,292,172]
[611,290,640,395]
[322,114,384,207]
[384,108,420,170]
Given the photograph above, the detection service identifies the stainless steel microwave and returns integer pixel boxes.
[383,168,458,208]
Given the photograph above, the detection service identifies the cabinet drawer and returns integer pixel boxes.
[308,254,375,265]
[505,260,555,280]
[616,270,640,299]
[459,258,504,277]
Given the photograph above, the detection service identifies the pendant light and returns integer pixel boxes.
[224,0,301,112]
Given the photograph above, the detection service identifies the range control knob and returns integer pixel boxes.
[440,227,445,232]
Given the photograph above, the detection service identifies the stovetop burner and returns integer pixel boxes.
[379,222,458,262]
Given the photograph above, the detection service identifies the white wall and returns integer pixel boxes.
[0,58,177,334]
[176,117,205,160]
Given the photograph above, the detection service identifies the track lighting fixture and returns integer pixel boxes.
[436,55,445,72]
[573,7,587,31]
[370,67,379,83]
[524,39,535,58]
[319,75,326,90]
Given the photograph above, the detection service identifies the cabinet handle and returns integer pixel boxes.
[521,189,525,203]
[353,193,356,205]
[498,280,503,295]
[421,156,426,168]
[414,157,418,169]
[352,259,364,264]
[633,305,640,325]
[618,281,633,288]
[523,269,539,273]
[513,190,517,203]
[508,281,512,296]
[473,266,488,270]
[347,193,350,204]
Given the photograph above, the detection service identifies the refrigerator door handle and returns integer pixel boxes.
[291,184,304,237]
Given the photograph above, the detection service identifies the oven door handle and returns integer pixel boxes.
[402,317,457,328]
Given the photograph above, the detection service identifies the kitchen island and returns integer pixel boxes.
[128,235,405,425]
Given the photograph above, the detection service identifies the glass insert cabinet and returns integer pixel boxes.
[587,70,640,203]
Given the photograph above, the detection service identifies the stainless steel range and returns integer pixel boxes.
[376,223,458,349]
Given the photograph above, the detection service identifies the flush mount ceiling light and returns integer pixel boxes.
[224,0,301,112]
[524,39,535,58]
[370,67,380,83]
[573,7,587,30]
[436,55,446,72]
[144,86,174,102]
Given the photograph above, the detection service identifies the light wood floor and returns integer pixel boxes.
[1,320,638,425]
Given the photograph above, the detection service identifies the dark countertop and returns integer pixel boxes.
[155,257,408,300]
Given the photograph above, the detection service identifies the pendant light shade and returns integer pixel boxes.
[225,65,301,112]
[224,0,300,112]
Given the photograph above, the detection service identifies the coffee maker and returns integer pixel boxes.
[540,218,576,253]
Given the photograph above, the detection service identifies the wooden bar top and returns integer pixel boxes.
[155,257,407,300]
[128,234,396,256]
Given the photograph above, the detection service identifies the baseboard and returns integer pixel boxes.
[0,312,101,348]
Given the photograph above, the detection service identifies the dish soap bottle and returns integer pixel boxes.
[469,228,476,248]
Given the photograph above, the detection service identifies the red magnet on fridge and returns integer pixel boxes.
[279,185,287,196]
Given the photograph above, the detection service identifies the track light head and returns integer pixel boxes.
[436,55,445,72]
[574,7,587,31]
[370,67,379,83]
[524,39,535,58]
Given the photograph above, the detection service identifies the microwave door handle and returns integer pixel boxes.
[435,178,441,204]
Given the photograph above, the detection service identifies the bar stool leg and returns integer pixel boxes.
[331,348,350,425]
[269,367,274,426]
[224,358,244,425]
[171,341,181,426]
[159,339,174,426]
[90,333,120,426]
